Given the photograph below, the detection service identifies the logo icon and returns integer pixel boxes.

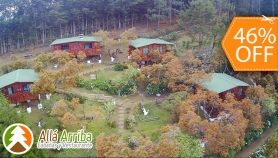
[2,123,34,155]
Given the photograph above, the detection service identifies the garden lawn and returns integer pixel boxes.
[135,104,173,140]
[81,67,124,81]
[23,96,116,157]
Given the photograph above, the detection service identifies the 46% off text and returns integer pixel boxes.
[234,28,276,63]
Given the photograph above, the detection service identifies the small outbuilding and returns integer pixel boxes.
[0,69,39,104]
[204,73,250,100]
[128,38,173,63]
[50,35,102,57]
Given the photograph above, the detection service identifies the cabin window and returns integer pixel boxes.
[23,84,31,92]
[61,44,69,50]
[143,48,149,54]
[84,43,92,49]
[238,88,243,96]
[7,87,14,95]
[157,46,163,53]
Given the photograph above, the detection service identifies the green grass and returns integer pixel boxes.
[87,120,117,139]
[135,104,173,138]
[81,67,123,81]
[23,96,116,157]
[74,101,104,119]
[118,101,173,141]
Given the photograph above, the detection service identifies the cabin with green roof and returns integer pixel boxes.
[0,69,39,104]
[203,73,250,117]
[50,35,102,57]
[204,73,250,100]
[128,38,174,63]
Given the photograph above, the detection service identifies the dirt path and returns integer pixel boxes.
[235,122,278,157]
[116,100,125,133]
[58,63,130,133]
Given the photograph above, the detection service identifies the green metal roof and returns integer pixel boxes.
[50,36,102,46]
[131,38,174,48]
[204,73,249,93]
[0,69,38,88]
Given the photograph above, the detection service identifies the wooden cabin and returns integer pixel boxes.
[128,38,173,64]
[0,69,39,104]
[203,73,250,117]
[50,35,102,57]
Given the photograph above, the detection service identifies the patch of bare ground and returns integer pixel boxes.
[0,45,52,65]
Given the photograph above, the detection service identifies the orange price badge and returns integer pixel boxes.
[222,16,278,71]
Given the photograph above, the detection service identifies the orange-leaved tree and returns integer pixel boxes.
[130,49,142,63]
[59,112,77,128]
[182,50,211,93]
[245,85,267,105]
[177,91,250,157]
[31,58,83,95]
[1,54,30,74]
[69,98,81,110]
[50,100,69,116]
[149,50,162,63]
[95,133,130,157]
[131,136,156,157]
[77,51,87,62]
[50,100,78,128]
[157,125,180,157]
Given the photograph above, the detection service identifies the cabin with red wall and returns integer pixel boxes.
[128,38,173,63]
[203,73,250,118]
[50,35,101,57]
[0,69,39,104]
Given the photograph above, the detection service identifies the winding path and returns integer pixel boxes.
[56,63,129,133]
[235,122,278,157]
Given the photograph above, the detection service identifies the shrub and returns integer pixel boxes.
[263,120,271,131]
[163,32,179,41]
[244,129,263,146]
[125,115,136,130]
[125,118,131,130]
[146,83,160,95]
[107,120,116,128]
[107,84,117,95]
[121,80,137,95]
[162,91,188,113]
[78,96,87,104]
[173,49,178,56]
[75,77,86,87]
[170,32,179,40]
[163,36,171,41]
[113,64,127,71]
[66,93,75,101]
[84,81,94,90]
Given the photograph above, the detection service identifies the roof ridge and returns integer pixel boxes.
[213,73,241,87]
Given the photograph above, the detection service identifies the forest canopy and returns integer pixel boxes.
[0,0,277,54]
